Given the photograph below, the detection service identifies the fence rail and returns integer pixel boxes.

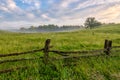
[0,66,28,74]
[0,39,120,74]
[0,57,43,65]
[0,48,44,57]
[49,49,104,54]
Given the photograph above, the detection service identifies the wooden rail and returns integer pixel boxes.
[0,48,44,57]
[49,49,104,55]
[0,57,43,65]
[0,66,28,74]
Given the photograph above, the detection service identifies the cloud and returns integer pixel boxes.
[47,0,55,4]
[54,0,120,23]
[0,6,10,13]
[20,0,41,9]
[96,4,120,23]
[26,13,35,19]
[0,0,24,15]
[0,15,3,19]
[34,2,40,9]
[41,14,49,19]
[0,0,120,29]
[7,0,17,10]
[74,0,120,10]
[0,20,42,29]
[60,0,79,8]
[41,13,57,22]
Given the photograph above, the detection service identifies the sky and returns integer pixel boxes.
[0,0,120,30]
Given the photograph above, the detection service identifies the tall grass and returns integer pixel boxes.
[0,24,120,80]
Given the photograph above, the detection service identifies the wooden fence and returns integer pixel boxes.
[0,39,120,74]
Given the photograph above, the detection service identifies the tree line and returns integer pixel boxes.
[20,24,83,31]
[20,17,102,31]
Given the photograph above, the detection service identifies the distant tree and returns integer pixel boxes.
[108,23,115,25]
[20,24,82,31]
[29,26,35,30]
[20,27,26,30]
[84,17,101,29]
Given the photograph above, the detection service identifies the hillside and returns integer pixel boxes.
[0,30,7,33]
[0,24,120,80]
[93,24,120,34]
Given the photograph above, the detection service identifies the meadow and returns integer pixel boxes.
[0,24,120,80]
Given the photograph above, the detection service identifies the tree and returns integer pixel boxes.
[84,17,101,29]
[29,26,35,30]
[20,27,26,30]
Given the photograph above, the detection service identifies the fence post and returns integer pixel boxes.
[43,39,51,64]
[104,40,112,55]
[104,39,108,54]
[107,40,112,55]
[104,40,108,49]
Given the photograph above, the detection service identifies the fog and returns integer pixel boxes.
[7,28,82,33]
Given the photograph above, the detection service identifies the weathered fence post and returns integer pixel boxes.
[43,39,51,64]
[104,40,108,50]
[104,40,112,55]
[104,39,108,54]
[107,40,112,55]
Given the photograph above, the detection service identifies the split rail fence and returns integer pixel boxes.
[0,39,120,74]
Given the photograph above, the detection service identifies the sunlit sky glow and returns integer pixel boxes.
[0,0,120,29]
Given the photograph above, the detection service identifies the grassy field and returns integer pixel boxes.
[0,24,120,80]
